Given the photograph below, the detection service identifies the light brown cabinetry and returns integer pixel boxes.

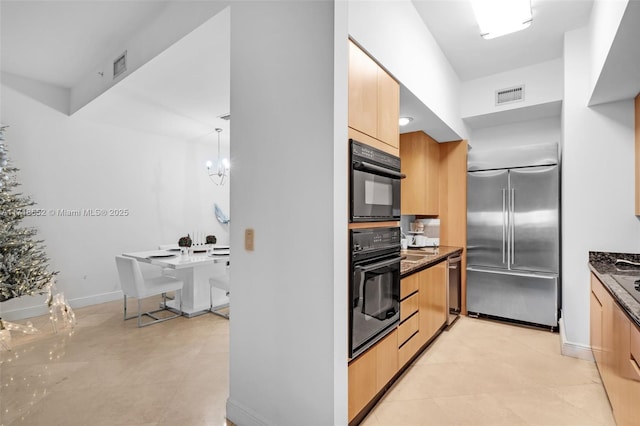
[590,276,605,365]
[439,140,468,313]
[400,293,419,322]
[376,69,400,147]
[348,40,399,151]
[399,131,440,215]
[348,329,398,422]
[400,272,419,299]
[590,273,640,426]
[418,261,448,344]
[398,261,448,369]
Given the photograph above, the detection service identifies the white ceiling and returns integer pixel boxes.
[1,1,170,88]
[0,0,602,142]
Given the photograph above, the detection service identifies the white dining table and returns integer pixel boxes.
[122,247,230,317]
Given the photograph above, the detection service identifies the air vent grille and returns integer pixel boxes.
[495,85,524,105]
[113,51,127,79]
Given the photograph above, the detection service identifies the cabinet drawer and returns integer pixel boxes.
[401,293,419,322]
[401,274,419,299]
[398,331,422,368]
[398,313,419,347]
[631,321,640,381]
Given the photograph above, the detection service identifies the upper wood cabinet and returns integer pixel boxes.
[348,41,399,149]
[635,93,639,215]
[400,131,440,215]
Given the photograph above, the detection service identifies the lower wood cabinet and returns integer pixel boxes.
[398,260,448,370]
[398,313,419,346]
[590,272,640,426]
[348,329,397,422]
[418,261,447,347]
[400,272,419,299]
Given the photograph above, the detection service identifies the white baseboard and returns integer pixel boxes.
[226,398,270,426]
[0,291,122,321]
[559,317,594,362]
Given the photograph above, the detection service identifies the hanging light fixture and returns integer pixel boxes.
[205,128,230,186]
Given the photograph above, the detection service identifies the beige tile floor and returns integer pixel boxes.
[1,300,615,426]
[1,297,230,426]
[363,316,616,426]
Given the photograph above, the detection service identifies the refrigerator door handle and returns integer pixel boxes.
[510,187,515,266]
[502,188,507,264]
[467,266,558,280]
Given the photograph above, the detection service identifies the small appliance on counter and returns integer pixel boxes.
[405,219,439,248]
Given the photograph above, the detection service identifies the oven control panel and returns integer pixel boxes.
[351,139,401,171]
[351,227,401,255]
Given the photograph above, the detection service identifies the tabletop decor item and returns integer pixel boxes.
[178,234,193,255]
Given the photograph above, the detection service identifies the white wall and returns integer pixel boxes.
[468,116,561,152]
[348,0,466,140]
[0,77,228,319]
[461,59,563,119]
[227,1,347,425]
[588,0,628,100]
[562,26,640,348]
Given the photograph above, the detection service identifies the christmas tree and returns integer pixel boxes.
[0,125,57,302]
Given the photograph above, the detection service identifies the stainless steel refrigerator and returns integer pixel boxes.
[466,143,560,328]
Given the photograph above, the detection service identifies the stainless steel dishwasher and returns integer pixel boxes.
[447,254,462,325]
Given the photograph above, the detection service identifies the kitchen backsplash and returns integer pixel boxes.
[400,216,440,238]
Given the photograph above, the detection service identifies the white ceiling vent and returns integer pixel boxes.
[495,85,524,106]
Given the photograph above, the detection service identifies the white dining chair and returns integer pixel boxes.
[209,261,230,319]
[115,256,184,327]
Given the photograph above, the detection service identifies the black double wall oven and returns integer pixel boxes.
[349,227,401,358]
[350,139,403,222]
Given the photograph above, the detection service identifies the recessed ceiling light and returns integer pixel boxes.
[399,117,413,126]
[471,0,532,40]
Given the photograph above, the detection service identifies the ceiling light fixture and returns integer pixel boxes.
[205,128,229,186]
[399,117,414,126]
[471,0,532,40]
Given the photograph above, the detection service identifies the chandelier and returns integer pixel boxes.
[206,128,229,186]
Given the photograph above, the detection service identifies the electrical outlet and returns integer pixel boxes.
[245,228,254,251]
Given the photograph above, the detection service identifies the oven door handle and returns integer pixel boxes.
[355,256,403,273]
[353,161,406,180]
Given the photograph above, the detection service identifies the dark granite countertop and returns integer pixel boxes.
[401,245,463,277]
[589,251,640,328]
